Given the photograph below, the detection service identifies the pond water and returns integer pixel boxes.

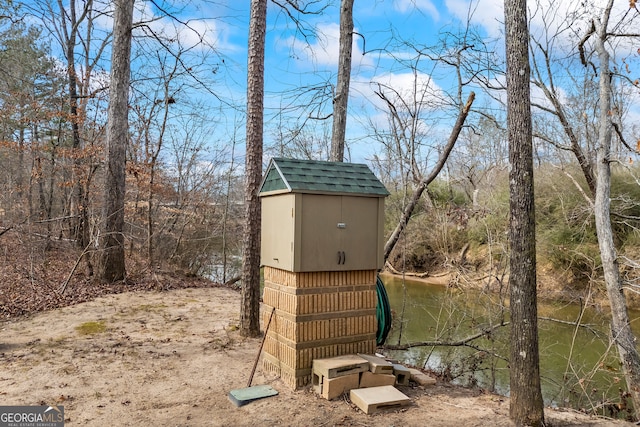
[381,273,640,410]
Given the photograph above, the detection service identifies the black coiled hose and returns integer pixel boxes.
[376,274,392,346]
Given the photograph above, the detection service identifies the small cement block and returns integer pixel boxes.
[359,371,396,388]
[408,368,437,386]
[322,373,360,400]
[313,355,369,379]
[350,386,411,414]
[357,353,394,374]
[392,364,411,386]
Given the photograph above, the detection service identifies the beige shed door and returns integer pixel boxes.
[261,194,296,271]
[299,194,379,271]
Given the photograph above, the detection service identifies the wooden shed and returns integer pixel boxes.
[259,157,389,272]
[258,158,389,389]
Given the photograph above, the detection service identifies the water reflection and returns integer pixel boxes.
[381,273,640,410]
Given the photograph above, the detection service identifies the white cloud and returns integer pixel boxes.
[280,22,373,70]
[446,0,503,37]
[483,73,565,110]
[444,0,636,41]
[352,71,444,113]
[394,0,441,21]
[147,18,231,52]
[130,2,240,54]
[307,22,342,67]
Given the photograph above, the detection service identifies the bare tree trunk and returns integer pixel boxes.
[67,1,88,249]
[383,92,474,262]
[329,0,354,162]
[504,0,545,424]
[36,156,46,219]
[240,0,266,338]
[57,0,90,249]
[146,82,172,268]
[593,1,640,412]
[17,128,24,200]
[534,83,596,195]
[222,136,238,284]
[46,140,57,235]
[98,0,134,283]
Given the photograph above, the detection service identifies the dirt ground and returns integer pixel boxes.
[0,286,633,426]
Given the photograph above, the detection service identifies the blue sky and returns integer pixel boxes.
[137,0,509,163]
[186,0,637,164]
[35,0,637,165]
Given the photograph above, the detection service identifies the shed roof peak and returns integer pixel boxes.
[259,158,389,197]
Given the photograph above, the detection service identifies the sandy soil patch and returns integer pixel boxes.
[0,287,630,426]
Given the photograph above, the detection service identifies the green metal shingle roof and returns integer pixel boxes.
[259,158,389,197]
